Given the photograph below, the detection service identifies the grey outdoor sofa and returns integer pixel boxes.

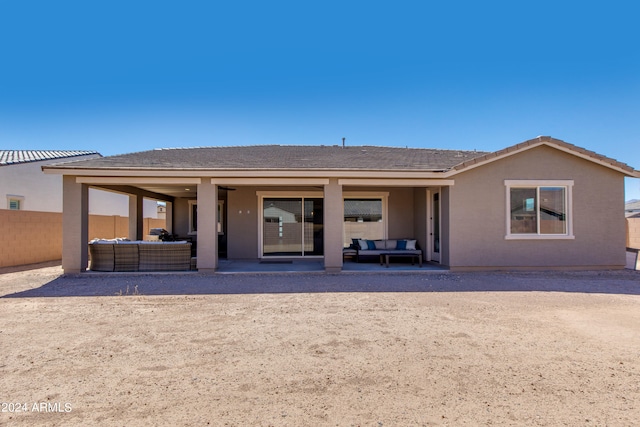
[350,239,423,266]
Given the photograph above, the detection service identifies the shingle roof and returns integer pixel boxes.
[626,200,640,212]
[0,150,100,166]
[40,145,489,171]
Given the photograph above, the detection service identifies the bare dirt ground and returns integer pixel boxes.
[1,265,639,426]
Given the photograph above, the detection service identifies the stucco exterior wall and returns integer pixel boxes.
[173,198,193,237]
[449,145,627,269]
[0,159,77,212]
[387,187,415,240]
[412,188,428,260]
[440,187,451,266]
[221,186,421,259]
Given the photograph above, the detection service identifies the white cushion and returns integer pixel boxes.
[406,239,417,250]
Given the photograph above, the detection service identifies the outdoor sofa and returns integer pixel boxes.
[349,238,423,266]
[88,240,192,272]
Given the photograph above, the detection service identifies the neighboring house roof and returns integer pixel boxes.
[40,145,489,172]
[0,150,100,166]
[344,199,383,218]
[626,200,640,211]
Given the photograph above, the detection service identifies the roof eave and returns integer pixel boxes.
[42,166,451,179]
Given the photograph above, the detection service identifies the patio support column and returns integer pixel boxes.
[197,179,218,273]
[323,178,343,273]
[62,175,88,273]
[128,194,143,241]
[165,201,173,233]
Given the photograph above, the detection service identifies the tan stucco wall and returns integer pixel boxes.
[441,187,451,266]
[172,198,192,237]
[449,145,627,269]
[220,186,424,259]
[227,187,271,259]
[387,187,415,240]
[412,188,428,260]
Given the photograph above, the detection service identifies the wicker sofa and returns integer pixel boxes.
[89,240,192,272]
[350,238,422,265]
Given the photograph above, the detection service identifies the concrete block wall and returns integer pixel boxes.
[0,210,63,267]
[88,216,166,240]
[627,218,640,249]
[89,215,129,240]
[0,210,166,268]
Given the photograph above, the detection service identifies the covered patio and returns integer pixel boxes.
[216,258,447,273]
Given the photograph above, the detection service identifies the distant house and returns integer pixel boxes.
[42,136,640,273]
[625,200,640,218]
[0,150,165,268]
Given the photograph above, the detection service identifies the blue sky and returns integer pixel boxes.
[1,1,639,200]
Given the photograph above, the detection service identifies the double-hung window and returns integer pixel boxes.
[505,180,574,239]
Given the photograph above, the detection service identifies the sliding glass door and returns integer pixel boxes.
[263,198,323,256]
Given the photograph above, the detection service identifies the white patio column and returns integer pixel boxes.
[323,178,343,273]
[62,175,88,273]
[128,194,144,240]
[197,179,218,273]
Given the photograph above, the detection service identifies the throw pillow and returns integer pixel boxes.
[358,239,368,250]
[366,240,377,250]
[396,240,407,250]
[406,239,417,250]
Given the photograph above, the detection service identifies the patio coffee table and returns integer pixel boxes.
[379,251,423,268]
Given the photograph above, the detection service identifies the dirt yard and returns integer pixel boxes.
[1,265,639,426]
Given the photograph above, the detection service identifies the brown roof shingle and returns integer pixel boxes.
[43,145,489,172]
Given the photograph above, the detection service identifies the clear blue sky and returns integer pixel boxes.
[1,1,638,200]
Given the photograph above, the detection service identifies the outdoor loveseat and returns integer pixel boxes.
[349,239,423,267]
[88,240,192,272]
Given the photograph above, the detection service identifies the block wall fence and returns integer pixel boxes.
[1,210,165,268]
[628,217,640,250]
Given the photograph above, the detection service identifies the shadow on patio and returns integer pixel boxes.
[216,259,445,273]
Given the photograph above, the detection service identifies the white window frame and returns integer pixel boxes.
[188,200,224,235]
[343,192,390,245]
[7,195,24,210]
[505,180,574,240]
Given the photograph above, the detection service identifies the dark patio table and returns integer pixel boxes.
[379,251,423,268]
